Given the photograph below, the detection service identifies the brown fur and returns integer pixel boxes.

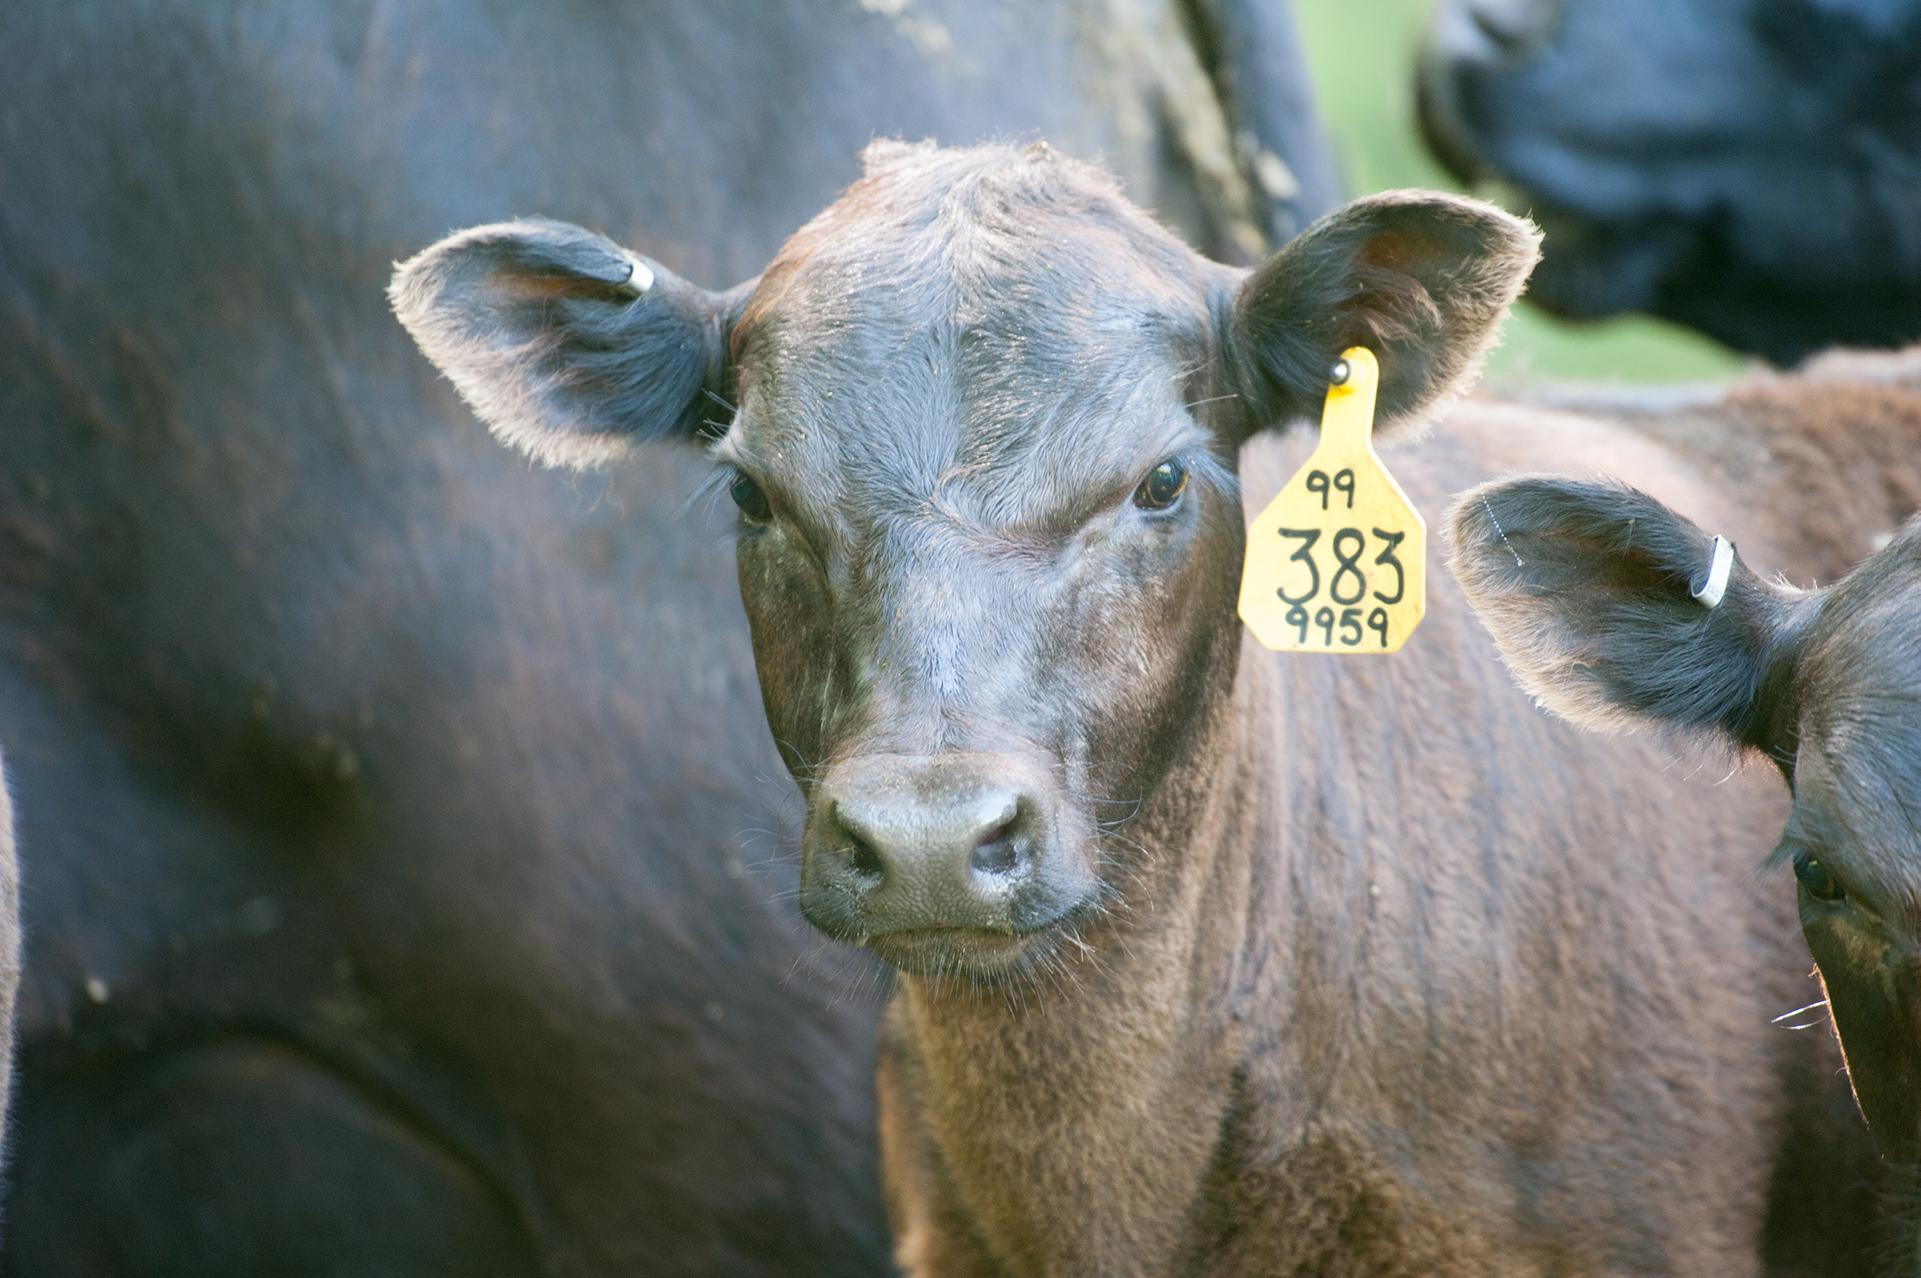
[396,145,1891,1275]
[1451,367,1921,1271]
[869,404,1887,1274]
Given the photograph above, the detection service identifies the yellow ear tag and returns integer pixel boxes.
[1238,347,1425,654]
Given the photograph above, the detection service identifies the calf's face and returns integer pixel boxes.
[390,143,1536,982]
[1453,481,1921,1154]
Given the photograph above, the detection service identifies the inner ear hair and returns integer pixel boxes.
[390,218,745,469]
[1230,191,1541,434]
[1448,476,1805,750]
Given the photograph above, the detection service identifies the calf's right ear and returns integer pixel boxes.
[1448,477,1804,751]
[389,219,754,469]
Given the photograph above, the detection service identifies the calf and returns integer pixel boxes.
[393,142,1881,1274]
[1454,458,1921,1264]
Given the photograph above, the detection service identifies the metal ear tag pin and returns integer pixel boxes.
[1691,535,1733,609]
[618,256,656,296]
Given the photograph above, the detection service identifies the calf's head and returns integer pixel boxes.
[1453,480,1921,1155]
[392,143,1536,982]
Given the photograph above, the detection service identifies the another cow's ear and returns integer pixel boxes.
[1227,192,1539,434]
[1448,477,1805,750]
[390,219,754,468]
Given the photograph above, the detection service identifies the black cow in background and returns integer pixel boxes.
[1417,0,1921,363]
[0,1,1336,1272]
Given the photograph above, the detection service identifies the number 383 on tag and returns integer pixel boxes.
[1237,347,1427,655]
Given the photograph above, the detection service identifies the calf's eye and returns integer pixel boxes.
[1134,457,1188,511]
[730,471,772,522]
[1792,851,1845,902]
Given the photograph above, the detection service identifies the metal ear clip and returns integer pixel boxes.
[1691,535,1733,609]
[617,256,655,296]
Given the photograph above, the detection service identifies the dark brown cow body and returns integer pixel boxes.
[396,144,1893,1274]
[1455,355,1921,1271]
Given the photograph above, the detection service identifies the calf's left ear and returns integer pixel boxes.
[1448,477,1804,751]
[390,219,754,469]
[1228,192,1539,433]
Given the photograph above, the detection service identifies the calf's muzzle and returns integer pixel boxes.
[800,752,1094,971]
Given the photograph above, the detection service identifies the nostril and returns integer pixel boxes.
[847,838,885,884]
[969,817,1022,877]
[830,797,887,886]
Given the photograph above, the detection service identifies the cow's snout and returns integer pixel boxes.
[832,783,1025,888]
[800,752,1095,973]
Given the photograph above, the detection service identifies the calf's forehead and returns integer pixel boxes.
[726,160,1218,508]
[735,309,1209,505]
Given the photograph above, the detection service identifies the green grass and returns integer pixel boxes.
[1293,0,1742,386]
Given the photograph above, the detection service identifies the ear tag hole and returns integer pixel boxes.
[1237,346,1428,655]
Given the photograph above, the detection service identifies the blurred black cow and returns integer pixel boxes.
[1418,0,1921,363]
[0,1,1335,1272]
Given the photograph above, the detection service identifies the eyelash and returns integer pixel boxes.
[725,465,773,522]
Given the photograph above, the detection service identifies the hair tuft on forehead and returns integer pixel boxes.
[734,142,1209,365]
